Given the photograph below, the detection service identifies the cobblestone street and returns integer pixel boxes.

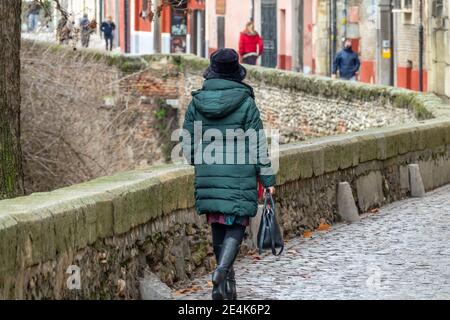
[176,185,450,300]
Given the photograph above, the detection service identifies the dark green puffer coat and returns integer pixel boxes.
[182,79,276,218]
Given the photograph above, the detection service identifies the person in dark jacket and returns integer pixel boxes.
[182,48,276,300]
[332,38,361,81]
[100,16,116,51]
[80,14,91,48]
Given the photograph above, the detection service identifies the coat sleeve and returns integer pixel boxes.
[245,98,276,188]
[332,51,341,74]
[354,54,361,74]
[181,102,198,165]
[258,35,264,55]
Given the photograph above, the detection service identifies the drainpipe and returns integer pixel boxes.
[418,0,424,91]
[344,0,348,38]
[378,0,394,86]
[298,0,304,72]
[389,0,394,86]
[98,0,103,36]
[115,0,120,47]
[153,0,161,53]
[251,0,255,22]
[328,0,333,75]
[332,0,337,65]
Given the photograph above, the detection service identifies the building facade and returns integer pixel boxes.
[60,0,449,96]
[205,0,295,70]
[64,0,103,30]
[205,0,253,57]
[427,0,449,96]
[301,0,449,95]
[94,0,206,56]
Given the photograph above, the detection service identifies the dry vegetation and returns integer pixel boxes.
[21,42,174,193]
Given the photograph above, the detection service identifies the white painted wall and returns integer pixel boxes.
[67,0,98,24]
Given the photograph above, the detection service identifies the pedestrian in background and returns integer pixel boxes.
[88,18,98,35]
[332,38,361,81]
[27,1,41,32]
[100,16,116,51]
[79,14,90,48]
[57,14,75,45]
[182,48,276,300]
[238,22,264,65]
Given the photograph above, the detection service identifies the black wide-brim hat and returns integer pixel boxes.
[203,48,247,82]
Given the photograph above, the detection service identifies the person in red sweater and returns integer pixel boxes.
[239,22,264,65]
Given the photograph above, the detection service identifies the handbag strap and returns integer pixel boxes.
[263,189,275,209]
[258,194,271,255]
[267,207,284,256]
[265,190,284,256]
[258,211,268,255]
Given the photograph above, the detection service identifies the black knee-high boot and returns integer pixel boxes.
[213,244,237,300]
[213,245,222,262]
[211,237,240,300]
[214,246,237,300]
[226,267,237,300]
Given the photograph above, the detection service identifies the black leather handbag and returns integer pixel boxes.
[257,190,284,256]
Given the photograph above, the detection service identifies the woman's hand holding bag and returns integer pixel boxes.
[257,188,284,256]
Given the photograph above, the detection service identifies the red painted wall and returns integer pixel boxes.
[135,1,151,32]
[186,11,191,34]
[350,38,360,55]
[119,0,126,52]
[359,60,375,83]
[161,5,171,33]
[397,66,428,92]
[188,0,205,10]
[278,55,292,70]
[411,69,428,92]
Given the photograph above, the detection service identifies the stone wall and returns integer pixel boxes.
[1,96,450,299]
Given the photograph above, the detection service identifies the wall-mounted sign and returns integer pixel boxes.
[172,36,186,53]
[216,0,226,15]
[171,9,187,36]
[171,8,187,53]
[382,40,391,59]
[382,48,391,59]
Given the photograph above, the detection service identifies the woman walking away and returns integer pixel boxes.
[239,22,264,65]
[182,48,276,300]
